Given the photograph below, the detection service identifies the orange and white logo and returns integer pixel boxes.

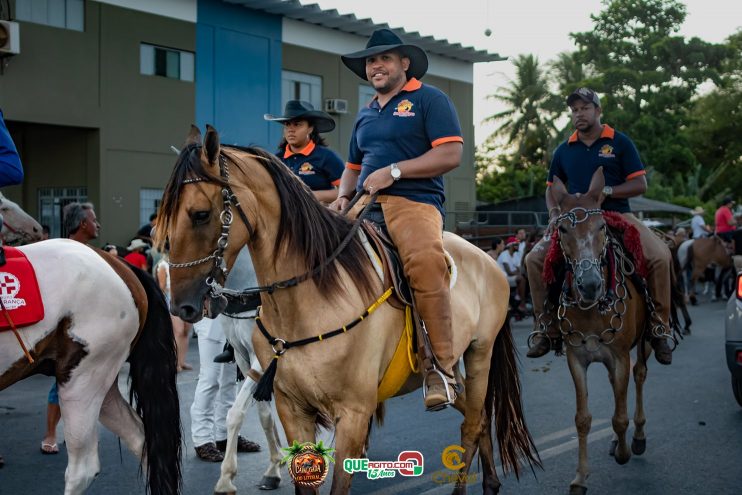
[598,144,615,158]
[393,99,415,117]
[299,162,315,175]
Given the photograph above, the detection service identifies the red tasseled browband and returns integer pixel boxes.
[542,210,647,285]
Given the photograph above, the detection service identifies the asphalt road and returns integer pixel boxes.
[1,298,740,494]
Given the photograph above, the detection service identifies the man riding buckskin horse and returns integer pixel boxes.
[330,28,464,410]
[525,88,674,364]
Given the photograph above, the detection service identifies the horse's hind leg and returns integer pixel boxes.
[631,347,650,455]
[606,354,631,465]
[452,344,499,495]
[567,352,591,495]
[99,380,144,457]
[60,393,104,495]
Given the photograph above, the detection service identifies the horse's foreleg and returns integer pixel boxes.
[214,378,252,495]
[567,352,591,495]
[274,390,319,495]
[256,400,283,489]
[631,348,650,455]
[99,381,144,458]
[330,410,373,495]
[606,355,631,465]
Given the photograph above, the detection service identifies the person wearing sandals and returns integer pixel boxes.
[264,100,344,204]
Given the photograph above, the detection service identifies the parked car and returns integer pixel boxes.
[725,272,742,407]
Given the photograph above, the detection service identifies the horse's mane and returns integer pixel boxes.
[156,143,376,301]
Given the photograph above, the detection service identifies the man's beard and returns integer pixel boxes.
[372,72,405,95]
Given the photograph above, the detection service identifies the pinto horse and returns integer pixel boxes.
[676,236,733,304]
[546,170,675,495]
[0,239,181,494]
[157,126,540,495]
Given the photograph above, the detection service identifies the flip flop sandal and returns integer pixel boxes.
[40,442,59,455]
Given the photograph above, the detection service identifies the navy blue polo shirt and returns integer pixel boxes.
[347,78,463,217]
[0,109,23,187]
[548,125,645,213]
[279,141,344,191]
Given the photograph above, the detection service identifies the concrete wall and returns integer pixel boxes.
[1,0,195,244]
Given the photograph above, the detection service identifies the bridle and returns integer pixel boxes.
[556,207,608,310]
[167,149,376,305]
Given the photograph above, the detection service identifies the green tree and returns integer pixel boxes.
[484,54,558,169]
[570,0,729,177]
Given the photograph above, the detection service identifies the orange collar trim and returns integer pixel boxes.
[568,124,615,144]
[284,140,316,158]
[402,78,422,92]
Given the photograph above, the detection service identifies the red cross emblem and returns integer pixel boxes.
[0,273,20,297]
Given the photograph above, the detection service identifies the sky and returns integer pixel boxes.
[307,0,742,144]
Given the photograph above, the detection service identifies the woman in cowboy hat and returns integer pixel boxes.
[264,100,344,204]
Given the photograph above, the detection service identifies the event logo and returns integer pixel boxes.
[282,441,334,488]
[343,451,424,479]
[393,99,416,117]
[441,444,466,470]
[432,444,478,485]
[299,162,315,175]
[0,272,26,310]
[598,144,615,158]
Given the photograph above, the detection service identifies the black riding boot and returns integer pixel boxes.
[213,342,235,364]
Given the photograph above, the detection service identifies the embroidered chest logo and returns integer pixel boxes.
[0,272,26,310]
[393,99,415,117]
[598,144,615,158]
[299,162,315,175]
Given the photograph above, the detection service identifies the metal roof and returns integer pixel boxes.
[224,0,505,63]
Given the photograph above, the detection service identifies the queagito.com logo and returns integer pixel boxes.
[343,451,424,479]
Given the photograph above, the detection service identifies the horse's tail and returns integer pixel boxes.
[486,318,541,478]
[127,266,182,495]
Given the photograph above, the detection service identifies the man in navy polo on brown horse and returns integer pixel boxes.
[525,88,674,364]
[331,29,464,410]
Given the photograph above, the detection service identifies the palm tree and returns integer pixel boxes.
[485,54,558,168]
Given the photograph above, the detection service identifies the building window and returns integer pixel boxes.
[281,70,322,110]
[15,0,84,31]
[140,43,194,82]
[140,188,163,228]
[38,186,87,239]
[358,84,376,110]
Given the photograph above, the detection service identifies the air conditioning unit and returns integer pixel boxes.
[324,98,348,115]
[0,21,20,55]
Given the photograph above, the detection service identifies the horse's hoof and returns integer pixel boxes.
[214,492,235,495]
[569,485,587,495]
[608,439,617,456]
[482,478,502,495]
[258,476,281,490]
[614,450,631,465]
[631,437,646,455]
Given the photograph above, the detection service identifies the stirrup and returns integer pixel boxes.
[423,367,456,411]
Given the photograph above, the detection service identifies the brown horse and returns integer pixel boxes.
[157,126,540,495]
[547,170,672,495]
[677,236,733,304]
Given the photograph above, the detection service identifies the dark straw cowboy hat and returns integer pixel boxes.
[263,100,335,133]
[341,28,428,81]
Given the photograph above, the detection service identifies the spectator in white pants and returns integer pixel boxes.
[191,247,261,462]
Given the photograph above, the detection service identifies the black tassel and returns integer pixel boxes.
[253,356,278,401]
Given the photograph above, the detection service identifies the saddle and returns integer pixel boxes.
[359,220,413,310]
[0,246,44,332]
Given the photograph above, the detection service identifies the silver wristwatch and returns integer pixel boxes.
[602,186,613,197]
[390,163,401,181]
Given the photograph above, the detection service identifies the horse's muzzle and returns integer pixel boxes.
[576,269,604,303]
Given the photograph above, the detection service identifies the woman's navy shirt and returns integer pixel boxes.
[279,140,344,191]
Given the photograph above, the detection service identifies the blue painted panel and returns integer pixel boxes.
[197,0,282,149]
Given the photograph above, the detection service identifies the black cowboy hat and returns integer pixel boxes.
[263,100,335,133]
[341,28,428,81]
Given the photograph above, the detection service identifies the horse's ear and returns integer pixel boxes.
[551,176,568,205]
[185,124,202,147]
[587,167,605,201]
[203,124,220,166]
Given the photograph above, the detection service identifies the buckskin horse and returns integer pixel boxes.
[543,170,677,495]
[157,126,540,495]
[0,239,181,494]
